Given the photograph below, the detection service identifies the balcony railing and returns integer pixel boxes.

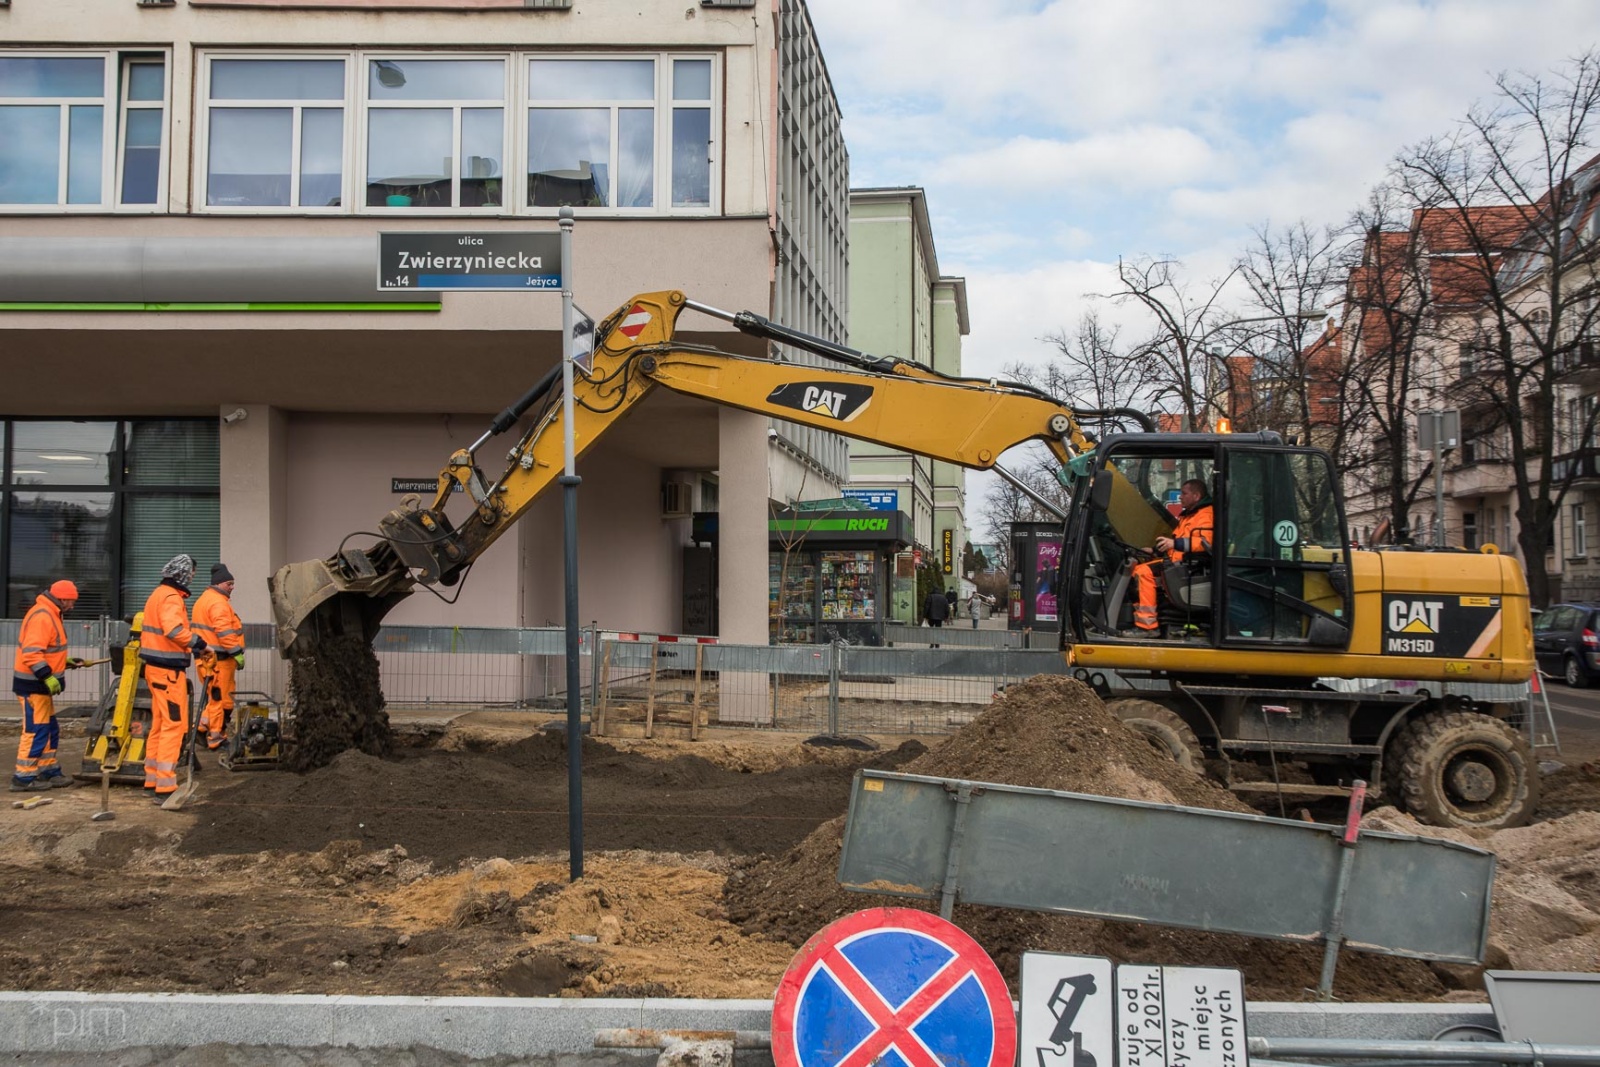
[1552,445,1600,484]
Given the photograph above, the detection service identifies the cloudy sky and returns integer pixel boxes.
[802,0,1600,534]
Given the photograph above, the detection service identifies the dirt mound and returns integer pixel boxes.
[285,632,393,772]
[723,676,1443,1002]
[179,732,923,867]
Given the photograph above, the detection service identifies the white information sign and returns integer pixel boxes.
[1115,964,1247,1067]
[1020,952,1115,1067]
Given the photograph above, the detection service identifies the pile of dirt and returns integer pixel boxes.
[723,676,1446,1002]
[180,732,925,866]
[1363,806,1600,974]
[285,632,393,772]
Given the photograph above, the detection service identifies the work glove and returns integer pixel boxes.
[66,657,85,669]
[43,675,62,696]
[232,652,245,669]
[190,634,208,654]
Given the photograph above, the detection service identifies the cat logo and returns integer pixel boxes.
[765,382,874,422]
[1388,599,1442,634]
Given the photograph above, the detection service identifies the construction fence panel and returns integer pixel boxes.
[595,638,1073,737]
[882,624,1063,650]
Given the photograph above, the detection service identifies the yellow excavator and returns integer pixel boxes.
[269,290,1539,827]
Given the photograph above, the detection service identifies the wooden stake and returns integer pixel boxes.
[595,642,613,737]
[644,640,660,739]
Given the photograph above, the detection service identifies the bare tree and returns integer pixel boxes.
[1032,311,1146,413]
[1391,50,1600,602]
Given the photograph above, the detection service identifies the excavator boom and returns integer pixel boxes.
[270,290,1125,655]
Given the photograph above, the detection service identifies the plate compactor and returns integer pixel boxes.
[78,615,284,784]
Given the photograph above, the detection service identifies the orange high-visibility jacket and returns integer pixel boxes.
[139,581,195,669]
[191,587,244,655]
[1166,503,1215,562]
[12,594,67,696]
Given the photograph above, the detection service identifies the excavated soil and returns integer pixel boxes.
[285,632,393,772]
[0,676,1597,1003]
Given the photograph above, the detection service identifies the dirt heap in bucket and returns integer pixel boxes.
[722,675,1448,1002]
[285,631,393,772]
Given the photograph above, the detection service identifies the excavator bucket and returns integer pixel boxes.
[269,556,408,657]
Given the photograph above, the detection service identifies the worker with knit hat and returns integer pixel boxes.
[139,555,206,803]
[12,580,82,792]
[192,562,244,751]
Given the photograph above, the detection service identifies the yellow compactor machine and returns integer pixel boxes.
[267,290,1540,827]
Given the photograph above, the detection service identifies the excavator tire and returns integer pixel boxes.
[1104,698,1204,773]
[1388,710,1539,829]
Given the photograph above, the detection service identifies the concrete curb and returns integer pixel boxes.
[0,993,1497,1057]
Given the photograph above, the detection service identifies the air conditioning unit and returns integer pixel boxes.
[662,481,693,518]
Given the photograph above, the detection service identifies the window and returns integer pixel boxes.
[2,420,218,619]
[366,58,505,209]
[1458,341,1475,379]
[0,53,168,210]
[194,50,717,215]
[1463,511,1477,549]
[1576,504,1588,557]
[204,58,346,208]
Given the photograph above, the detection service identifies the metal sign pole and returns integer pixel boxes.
[558,206,583,882]
[1434,412,1446,547]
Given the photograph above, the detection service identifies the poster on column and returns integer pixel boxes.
[1035,540,1062,622]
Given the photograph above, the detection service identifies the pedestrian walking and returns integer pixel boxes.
[967,593,984,629]
[11,580,82,792]
[192,562,245,751]
[944,587,958,618]
[139,555,206,804]
[923,588,949,628]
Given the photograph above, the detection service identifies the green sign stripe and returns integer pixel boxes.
[769,518,893,532]
[0,302,440,312]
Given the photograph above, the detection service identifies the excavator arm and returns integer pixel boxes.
[269,290,1137,655]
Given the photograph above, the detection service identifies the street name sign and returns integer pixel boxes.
[377,232,562,291]
[772,908,1017,1067]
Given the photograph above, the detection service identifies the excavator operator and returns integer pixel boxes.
[1132,478,1214,633]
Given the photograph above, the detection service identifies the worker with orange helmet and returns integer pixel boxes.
[191,562,245,751]
[12,580,83,792]
[139,555,206,804]
[1132,479,1214,633]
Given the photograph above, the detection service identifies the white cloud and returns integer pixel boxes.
[938,127,1218,193]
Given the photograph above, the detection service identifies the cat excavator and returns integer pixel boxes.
[268,290,1540,827]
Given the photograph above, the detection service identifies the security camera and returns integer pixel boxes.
[222,408,248,424]
[767,427,778,439]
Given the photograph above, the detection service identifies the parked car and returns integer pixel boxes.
[1532,602,1600,686]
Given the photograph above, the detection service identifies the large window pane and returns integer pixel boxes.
[671,106,709,207]
[208,107,292,207]
[66,105,103,205]
[367,108,452,207]
[211,59,344,101]
[528,59,653,101]
[461,107,502,207]
[300,108,344,208]
[0,57,105,98]
[618,107,653,208]
[528,108,609,207]
[121,494,220,612]
[369,60,503,101]
[128,63,165,102]
[11,423,115,486]
[0,107,61,205]
[120,108,161,205]
[9,492,113,618]
[673,59,711,101]
[124,421,219,487]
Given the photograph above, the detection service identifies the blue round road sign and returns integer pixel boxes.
[771,907,1017,1067]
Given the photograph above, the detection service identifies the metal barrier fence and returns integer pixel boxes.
[882,623,1061,650]
[595,639,1072,736]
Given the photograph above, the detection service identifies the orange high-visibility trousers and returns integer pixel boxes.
[1132,560,1163,630]
[14,693,60,782]
[198,654,235,749]
[143,664,188,796]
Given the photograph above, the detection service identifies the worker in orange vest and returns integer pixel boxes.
[1132,478,1215,632]
[139,555,206,803]
[192,562,245,751]
[11,580,84,792]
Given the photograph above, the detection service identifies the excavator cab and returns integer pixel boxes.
[1064,434,1353,650]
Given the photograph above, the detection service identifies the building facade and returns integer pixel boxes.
[845,187,969,623]
[0,0,849,697]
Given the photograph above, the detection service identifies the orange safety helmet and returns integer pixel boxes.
[49,580,79,601]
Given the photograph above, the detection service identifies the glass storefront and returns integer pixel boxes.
[2,419,219,618]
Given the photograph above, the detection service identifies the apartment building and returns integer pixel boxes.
[0,0,849,688]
